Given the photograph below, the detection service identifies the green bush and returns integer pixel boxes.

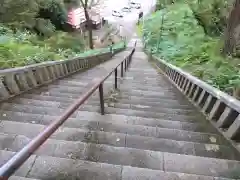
[156,0,232,36]
[0,0,67,35]
[0,25,126,69]
[142,3,240,95]
[0,25,84,68]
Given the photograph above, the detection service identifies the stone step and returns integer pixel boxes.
[0,121,238,160]
[33,86,86,95]
[20,93,192,110]
[113,94,190,104]
[119,80,171,86]
[1,150,240,179]
[9,177,39,180]
[28,84,112,97]
[104,103,196,115]
[110,98,192,109]
[118,84,174,91]
[12,97,196,116]
[118,79,172,86]
[27,90,87,99]
[115,92,188,102]
[0,110,223,144]
[51,80,89,87]
[117,91,182,101]
[0,133,237,171]
[1,110,218,134]
[79,105,203,122]
[118,87,177,95]
[21,94,76,103]
[0,103,202,122]
[118,78,169,84]
[0,103,77,117]
[0,133,163,170]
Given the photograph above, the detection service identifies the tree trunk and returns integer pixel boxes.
[84,8,94,49]
[222,0,240,56]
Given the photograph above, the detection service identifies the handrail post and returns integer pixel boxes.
[121,62,123,77]
[115,68,117,89]
[125,58,127,71]
[99,83,104,115]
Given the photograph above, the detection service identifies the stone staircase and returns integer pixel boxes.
[0,37,240,180]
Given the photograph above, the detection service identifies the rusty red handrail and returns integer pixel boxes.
[0,41,136,179]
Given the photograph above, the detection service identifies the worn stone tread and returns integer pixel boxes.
[0,110,217,134]
[0,112,223,144]
[0,121,238,160]
[9,177,39,180]
[19,94,193,110]
[0,133,163,170]
[0,102,203,122]
[78,105,204,122]
[2,98,200,118]
[0,150,240,179]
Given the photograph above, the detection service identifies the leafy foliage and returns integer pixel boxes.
[142,3,240,96]
[156,0,232,36]
[0,25,83,68]
[0,0,67,35]
[0,24,125,69]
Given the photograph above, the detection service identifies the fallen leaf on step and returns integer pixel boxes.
[209,136,217,143]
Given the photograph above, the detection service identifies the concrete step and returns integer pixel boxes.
[119,82,176,91]
[104,102,196,115]
[33,86,86,95]
[11,97,196,116]
[9,177,39,180]
[0,133,163,170]
[0,133,238,170]
[118,87,177,95]
[0,103,202,122]
[117,79,173,86]
[1,110,218,134]
[0,150,240,179]
[0,103,77,117]
[0,121,238,160]
[112,94,190,105]
[0,111,223,144]
[115,92,188,102]
[19,93,193,110]
[50,80,89,87]
[110,98,192,109]
[118,84,175,91]
[21,94,76,103]
[79,105,203,122]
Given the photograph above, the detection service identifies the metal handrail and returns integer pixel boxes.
[0,41,137,179]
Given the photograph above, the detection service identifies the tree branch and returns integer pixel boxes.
[79,0,87,8]
[89,0,101,7]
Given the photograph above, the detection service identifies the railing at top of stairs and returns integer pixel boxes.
[0,41,137,180]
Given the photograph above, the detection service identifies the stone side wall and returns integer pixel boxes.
[148,52,240,147]
[0,49,123,101]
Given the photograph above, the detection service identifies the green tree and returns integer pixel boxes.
[79,0,100,49]
[0,0,67,35]
[223,0,240,56]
